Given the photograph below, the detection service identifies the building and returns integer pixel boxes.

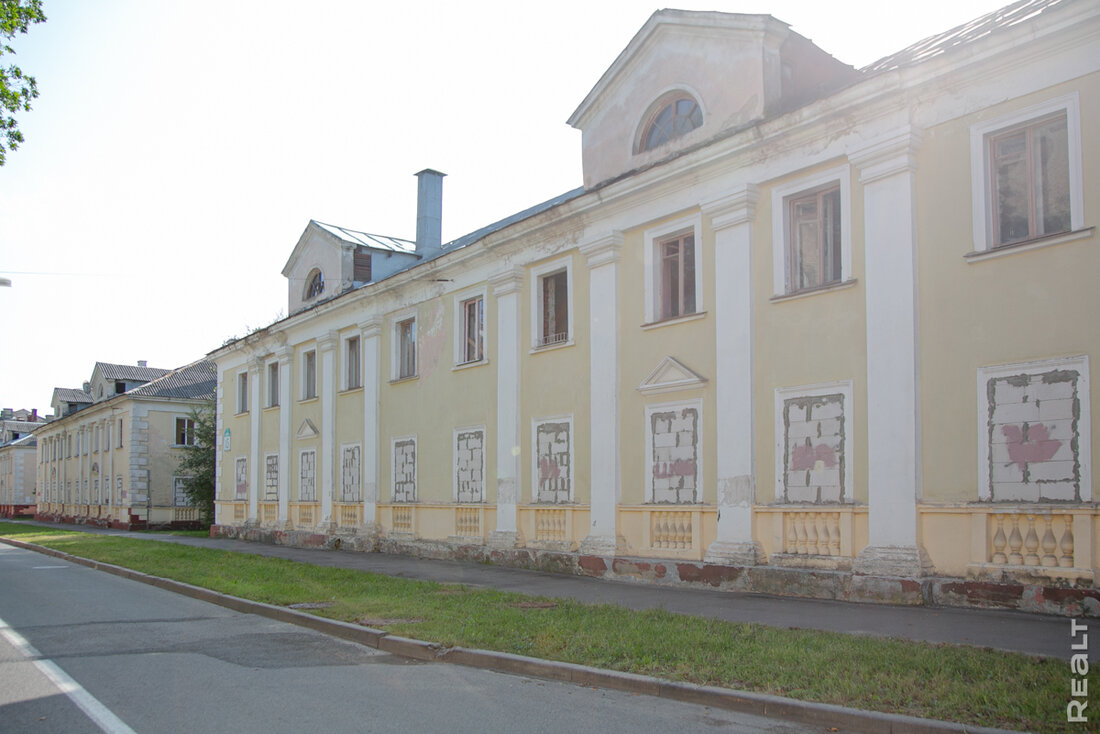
[0,408,50,517]
[35,360,216,529]
[209,0,1099,615]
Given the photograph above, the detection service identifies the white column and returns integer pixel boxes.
[702,185,764,565]
[850,127,931,578]
[248,358,262,524]
[579,232,624,555]
[319,331,338,531]
[360,317,382,530]
[275,346,292,528]
[488,267,523,548]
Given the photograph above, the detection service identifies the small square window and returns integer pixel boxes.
[346,336,361,389]
[267,362,279,407]
[303,350,317,400]
[459,297,484,364]
[396,317,416,379]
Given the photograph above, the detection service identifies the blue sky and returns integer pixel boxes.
[0,0,1011,412]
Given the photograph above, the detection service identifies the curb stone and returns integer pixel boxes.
[0,537,1025,734]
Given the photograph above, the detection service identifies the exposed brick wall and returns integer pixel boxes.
[782,393,845,503]
[454,429,484,503]
[535,421,571,503]
[393,438,416,502]
[650,406,699,504]
[341,445,361,501]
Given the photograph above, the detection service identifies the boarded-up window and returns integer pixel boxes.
[353,248,372,282]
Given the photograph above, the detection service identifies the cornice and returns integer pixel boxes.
[579,232,624,268]
[488,266,524,297]
[701,184,760,230]
[358,315,383,338]
[317,330,339,352]
[848,126,923,184]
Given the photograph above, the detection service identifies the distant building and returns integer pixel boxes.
[1,408,49,517]
[36,360,216,529]
[209,0,1099,615]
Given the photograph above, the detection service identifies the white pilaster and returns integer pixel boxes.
[318,331,338,530]
[488,267,523,548]
[579,232,625,555]
[248,357,262,524]
[275,346,293,527]
[850,127,931,578]
[702,185,764,566]
[360,318,382,529]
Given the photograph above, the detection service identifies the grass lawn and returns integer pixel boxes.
[0,522,1084,733]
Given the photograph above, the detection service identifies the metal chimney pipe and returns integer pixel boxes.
[414,169,446,253]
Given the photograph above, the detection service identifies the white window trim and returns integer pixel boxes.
[298,448,317,502]
[343,334,362,390]
[773,380,855,505]
[236,369,249,414]
[265,359,279,408]
[390,309,418,381]
[300,346,318,401]
[529,256,575,350]
[391,434,417,502]
[969,92,1084,253]
[976,355,1091,502]
[771,164,852,297]
[644,398,704,504]
[452,425,486,502]
[531,415,574,503]
[452,287,489,366]
[643,213,703,325]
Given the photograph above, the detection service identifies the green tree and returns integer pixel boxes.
[1,0,46,166]
[177,401,216,527]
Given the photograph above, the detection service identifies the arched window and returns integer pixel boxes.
[638,94,703,153]
[305,269,324,299]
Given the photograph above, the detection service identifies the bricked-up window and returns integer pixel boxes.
[303,350,317,400]
[988,113,1070,247]
[392,437,417,502]
[175,417,195,446]
[978,356,1090,502]
[788,186,841,292]
[534,419,572,503]
[539,271,568,347]
[264,454,278,500]
[173,477,192,506]
[234,457,248,500]
[646,402,701,504]
[346,336,361,389]
[299,449,316,501]
[460,297,484,364]
[454,428,485,502]
[341,444,361,502]
[267,362,279,407]
[397,318,416,379]
[237,372,248,413]
[782,394,846,503]
[117,476,125,504]
[658,232,696,321]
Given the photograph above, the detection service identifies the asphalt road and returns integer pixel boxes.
[0,543,811,734]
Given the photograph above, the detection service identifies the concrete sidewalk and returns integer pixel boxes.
[12,520,1086,661]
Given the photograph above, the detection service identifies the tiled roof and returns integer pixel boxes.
[53,387,92,404]
[94,362,172,382]
[312,221,417,253]
[861,0,1068,74]
[126,359,216,400]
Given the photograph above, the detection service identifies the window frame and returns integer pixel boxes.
[391,311,418,381]
[969,93,1084,253]
[634,88,706,154]
[266,360,280,408]
[236,371,249,414]
[304,268,325,300]
[771,164,852,297]
[174,416,196,447]
[643,214,703,326]
[301,348,317,401]
[452,288,488,366]
[345,335,362,390]
[530,256,573,350]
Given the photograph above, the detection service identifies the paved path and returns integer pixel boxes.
[10,520,1087,661]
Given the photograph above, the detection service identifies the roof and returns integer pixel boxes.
[94,362,171,383]
[53,387,92,404]
[127,359,216,401]
[1,434,36,449]
[311,221,417,253]
[861,0,1069,73]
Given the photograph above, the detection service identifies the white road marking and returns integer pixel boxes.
[32,565,68,569]
[0,614,138,734]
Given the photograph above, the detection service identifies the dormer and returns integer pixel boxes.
[567,11,857,189]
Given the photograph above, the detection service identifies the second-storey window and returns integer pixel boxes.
[988,113,1070,247]
[539,270,568,347]
[346,336,361,389]
[267,362,279,407]
[237,372,248,413]
[658,232,696,320]
[397,318,416,379]
[460,297,484,364]
[788,185,842,291]
[175,417,196,446]
[303,350,317,400]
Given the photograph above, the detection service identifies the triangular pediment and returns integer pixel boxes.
[638,356,707,395]
[296,419,319,440]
